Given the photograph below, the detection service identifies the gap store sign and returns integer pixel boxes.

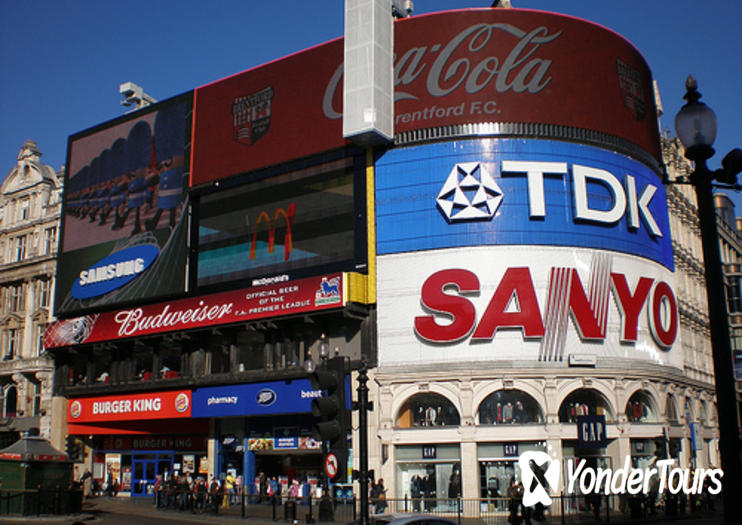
[375,139,672,270]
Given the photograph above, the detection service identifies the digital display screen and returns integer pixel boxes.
[197,157,359,287]
[56,94,191,316]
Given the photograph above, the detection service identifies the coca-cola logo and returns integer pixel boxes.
[323,23,561,119]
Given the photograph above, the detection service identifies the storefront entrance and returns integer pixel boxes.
[131,452,173,498]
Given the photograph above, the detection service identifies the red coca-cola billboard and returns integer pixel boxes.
[45,273,344,348]
[191,8,660,186]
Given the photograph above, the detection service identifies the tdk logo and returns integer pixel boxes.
[437,162,502,221]
[437,161,662,237]
[519,451,560,507]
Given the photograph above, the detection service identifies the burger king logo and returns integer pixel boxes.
[70,400,82,419]
[175,392,189,413]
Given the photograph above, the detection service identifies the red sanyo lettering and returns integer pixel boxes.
[414,268,677,348]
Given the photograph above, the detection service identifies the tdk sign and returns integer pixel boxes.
[376,139,673,269]
[71,244,159,299]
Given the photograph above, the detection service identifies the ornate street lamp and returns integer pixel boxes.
[674,75,742,523]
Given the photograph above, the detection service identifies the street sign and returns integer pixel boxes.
[325,452,339,479]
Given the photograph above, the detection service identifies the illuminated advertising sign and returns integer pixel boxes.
[45,273,344,348]
[375,139,672,269]
[191,379,320,418]
[191,8,658,186]
[68,390,192,423]
[57,94,191,316]
[377,248,682,369]
[196,157,362,288]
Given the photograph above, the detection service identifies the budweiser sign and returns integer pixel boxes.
[45,274,344,348]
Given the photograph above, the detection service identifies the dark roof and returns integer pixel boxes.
[0,435,67,462]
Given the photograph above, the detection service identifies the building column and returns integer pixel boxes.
[460,439,478,499]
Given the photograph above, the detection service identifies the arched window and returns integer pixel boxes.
[559,388,613,423]
[625,391,657,423]
[477,390,543,425]
[396,393,460,428]
[666,394,679,424]
[4,386,17,417]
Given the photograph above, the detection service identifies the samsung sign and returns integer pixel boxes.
[71,244,159,299]
[192,379,320,418]
[375,139,672,270]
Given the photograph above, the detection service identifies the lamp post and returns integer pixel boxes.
[674,75,742,523]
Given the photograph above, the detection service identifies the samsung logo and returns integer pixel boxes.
[71,244,159,299]
[257,389,276,406]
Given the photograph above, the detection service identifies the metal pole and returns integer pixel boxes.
[358,360,370,525]
[693,163,742,525]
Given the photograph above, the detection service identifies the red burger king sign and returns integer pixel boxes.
[68,390,192,423]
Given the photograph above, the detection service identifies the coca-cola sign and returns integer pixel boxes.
[191,9,659,187]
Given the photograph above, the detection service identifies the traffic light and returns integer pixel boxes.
[310,356,349,483]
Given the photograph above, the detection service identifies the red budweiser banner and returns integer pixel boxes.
[68,390,192,423]
[191,8,660,186]
[45,273,344,348]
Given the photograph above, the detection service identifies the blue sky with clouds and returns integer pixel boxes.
[1,1,739,205]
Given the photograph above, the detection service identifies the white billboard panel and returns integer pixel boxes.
[377,246,683,370]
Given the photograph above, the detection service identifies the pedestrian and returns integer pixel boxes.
[371,479,387,514]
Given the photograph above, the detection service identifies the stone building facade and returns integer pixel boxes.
[0,140,61,445]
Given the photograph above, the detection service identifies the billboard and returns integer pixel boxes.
[375,138,672,269]
[44,273,344,348]
[56,94,192,316]
[196,157,364,288]
[377,247,682,369]
[191,8,659,186]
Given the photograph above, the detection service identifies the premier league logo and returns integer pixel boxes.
[436,162,502,222]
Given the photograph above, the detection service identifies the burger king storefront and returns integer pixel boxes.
[66,379,333,497]
[67,390,209,497]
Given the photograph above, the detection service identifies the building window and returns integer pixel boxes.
[36,324,45,356]
[477,390,544,425]
[559,388,614,423]
[625,391,658,423]
[44,226,57,255]
[31,382,41,416]
[3,386,17,418]
[14,235,26,261]
[396,393,460,428]
[19,198,30,220]
[9,284,23,312]
[37,279,50,308]
[4,329,19,360]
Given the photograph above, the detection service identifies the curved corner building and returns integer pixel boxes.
[368,8,717,503]
[47,5,718,506]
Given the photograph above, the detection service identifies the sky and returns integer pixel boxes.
[1,0,740,206]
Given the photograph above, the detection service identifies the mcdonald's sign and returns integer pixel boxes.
[250,203,295,262]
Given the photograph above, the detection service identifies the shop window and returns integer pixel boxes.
[159,346,182,379]
[625,391,657,423]
[558,389,613,423]
[396,393,460,428]
[93,348,114,384]
[477,390,543,425]
[134,348,154,381]
[395,444,460,506]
